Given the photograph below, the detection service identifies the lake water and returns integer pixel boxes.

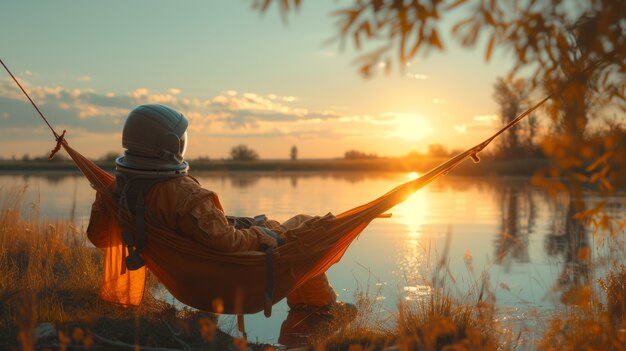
[1,171,625,346]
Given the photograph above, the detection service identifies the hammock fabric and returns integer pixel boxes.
[62,140,457,314]
[58,96,546,315]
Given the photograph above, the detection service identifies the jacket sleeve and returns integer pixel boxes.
[87,191,113,248]
[181,199,277,252]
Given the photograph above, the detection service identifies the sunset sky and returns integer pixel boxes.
[0,1,516,160]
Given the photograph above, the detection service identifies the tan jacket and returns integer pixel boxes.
[88,176,276,252]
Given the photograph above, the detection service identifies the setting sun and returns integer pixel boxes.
[387,113,434,142]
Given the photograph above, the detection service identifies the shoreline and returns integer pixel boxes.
[0,157,551,176]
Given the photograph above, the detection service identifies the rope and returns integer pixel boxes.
[1,58,68,158]
[0,59,60,139]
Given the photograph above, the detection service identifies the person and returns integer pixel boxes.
[87,104,354,348]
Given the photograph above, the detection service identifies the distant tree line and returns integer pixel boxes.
[344,150,379,160]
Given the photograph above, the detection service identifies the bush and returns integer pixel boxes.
[230,144,259,161]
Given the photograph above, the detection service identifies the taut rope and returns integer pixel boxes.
[0,58,66,159]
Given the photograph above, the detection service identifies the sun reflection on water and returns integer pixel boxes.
[396,172,432,300]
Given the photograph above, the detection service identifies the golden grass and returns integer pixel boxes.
[536,280,626,350]
[312,287,517,351]
[0,186,239,351]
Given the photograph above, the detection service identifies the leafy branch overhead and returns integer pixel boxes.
[253,0,626,224]
[253,0,625,87]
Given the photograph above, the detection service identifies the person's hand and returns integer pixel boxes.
[257,227,284,249]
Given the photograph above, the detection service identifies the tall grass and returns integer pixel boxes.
[0,186,233,351]
[313,240,626,350]
[0,185,127,348]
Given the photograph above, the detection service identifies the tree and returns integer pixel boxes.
[230,144,259,161]
[493,77,533,157]
[255,0,626,224]
[344,149,378,159]
[290,145,298,161]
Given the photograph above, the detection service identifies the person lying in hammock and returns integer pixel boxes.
[87,104,355,347]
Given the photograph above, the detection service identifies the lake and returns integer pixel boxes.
[1,171,624,346]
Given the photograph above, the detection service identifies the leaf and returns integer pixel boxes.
[354,30,361,49]
[451,17,473,34]
[361,21,373,38]
[577,247,591,262]
[445,0,467,11]
[333,9,361,33]
[360,64,371,77]
[573,172,588,183]
[429,29,443,49]
[601,178,614,193]
[485,33,495,62]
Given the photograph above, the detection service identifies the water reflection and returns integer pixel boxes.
[494,183,535,269]
[1,171,624,344]
[545,198,591,293]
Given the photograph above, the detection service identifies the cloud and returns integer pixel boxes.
[0,79,403,155]
[77,75,92,82]
[453,114,498,134]
[406,73,429,80]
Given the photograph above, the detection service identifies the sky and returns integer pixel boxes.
[0,0,516,160]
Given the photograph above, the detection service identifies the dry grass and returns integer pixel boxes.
[536,264,626,351]
[314,252,519,351]
[315,241,626,351]
[536,276,626,351]
[0,185,251,351]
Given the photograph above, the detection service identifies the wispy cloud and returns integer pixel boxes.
[0,80,417,158]
[77,75,92,82]
[453,114,498,134]
[406,73,429,80]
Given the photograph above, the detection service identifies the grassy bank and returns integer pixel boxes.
[0,186,266,351]
[0,157,551,176]
[1,185,625,350]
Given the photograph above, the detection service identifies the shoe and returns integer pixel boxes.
[278,301,357,349]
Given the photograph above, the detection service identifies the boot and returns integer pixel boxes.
[278,301,357,349]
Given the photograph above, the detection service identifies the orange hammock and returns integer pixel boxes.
[55,97,547,316]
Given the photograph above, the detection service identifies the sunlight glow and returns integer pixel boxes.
[385,113,433,142]
[396,190,429,238]
[392,179,432,299]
